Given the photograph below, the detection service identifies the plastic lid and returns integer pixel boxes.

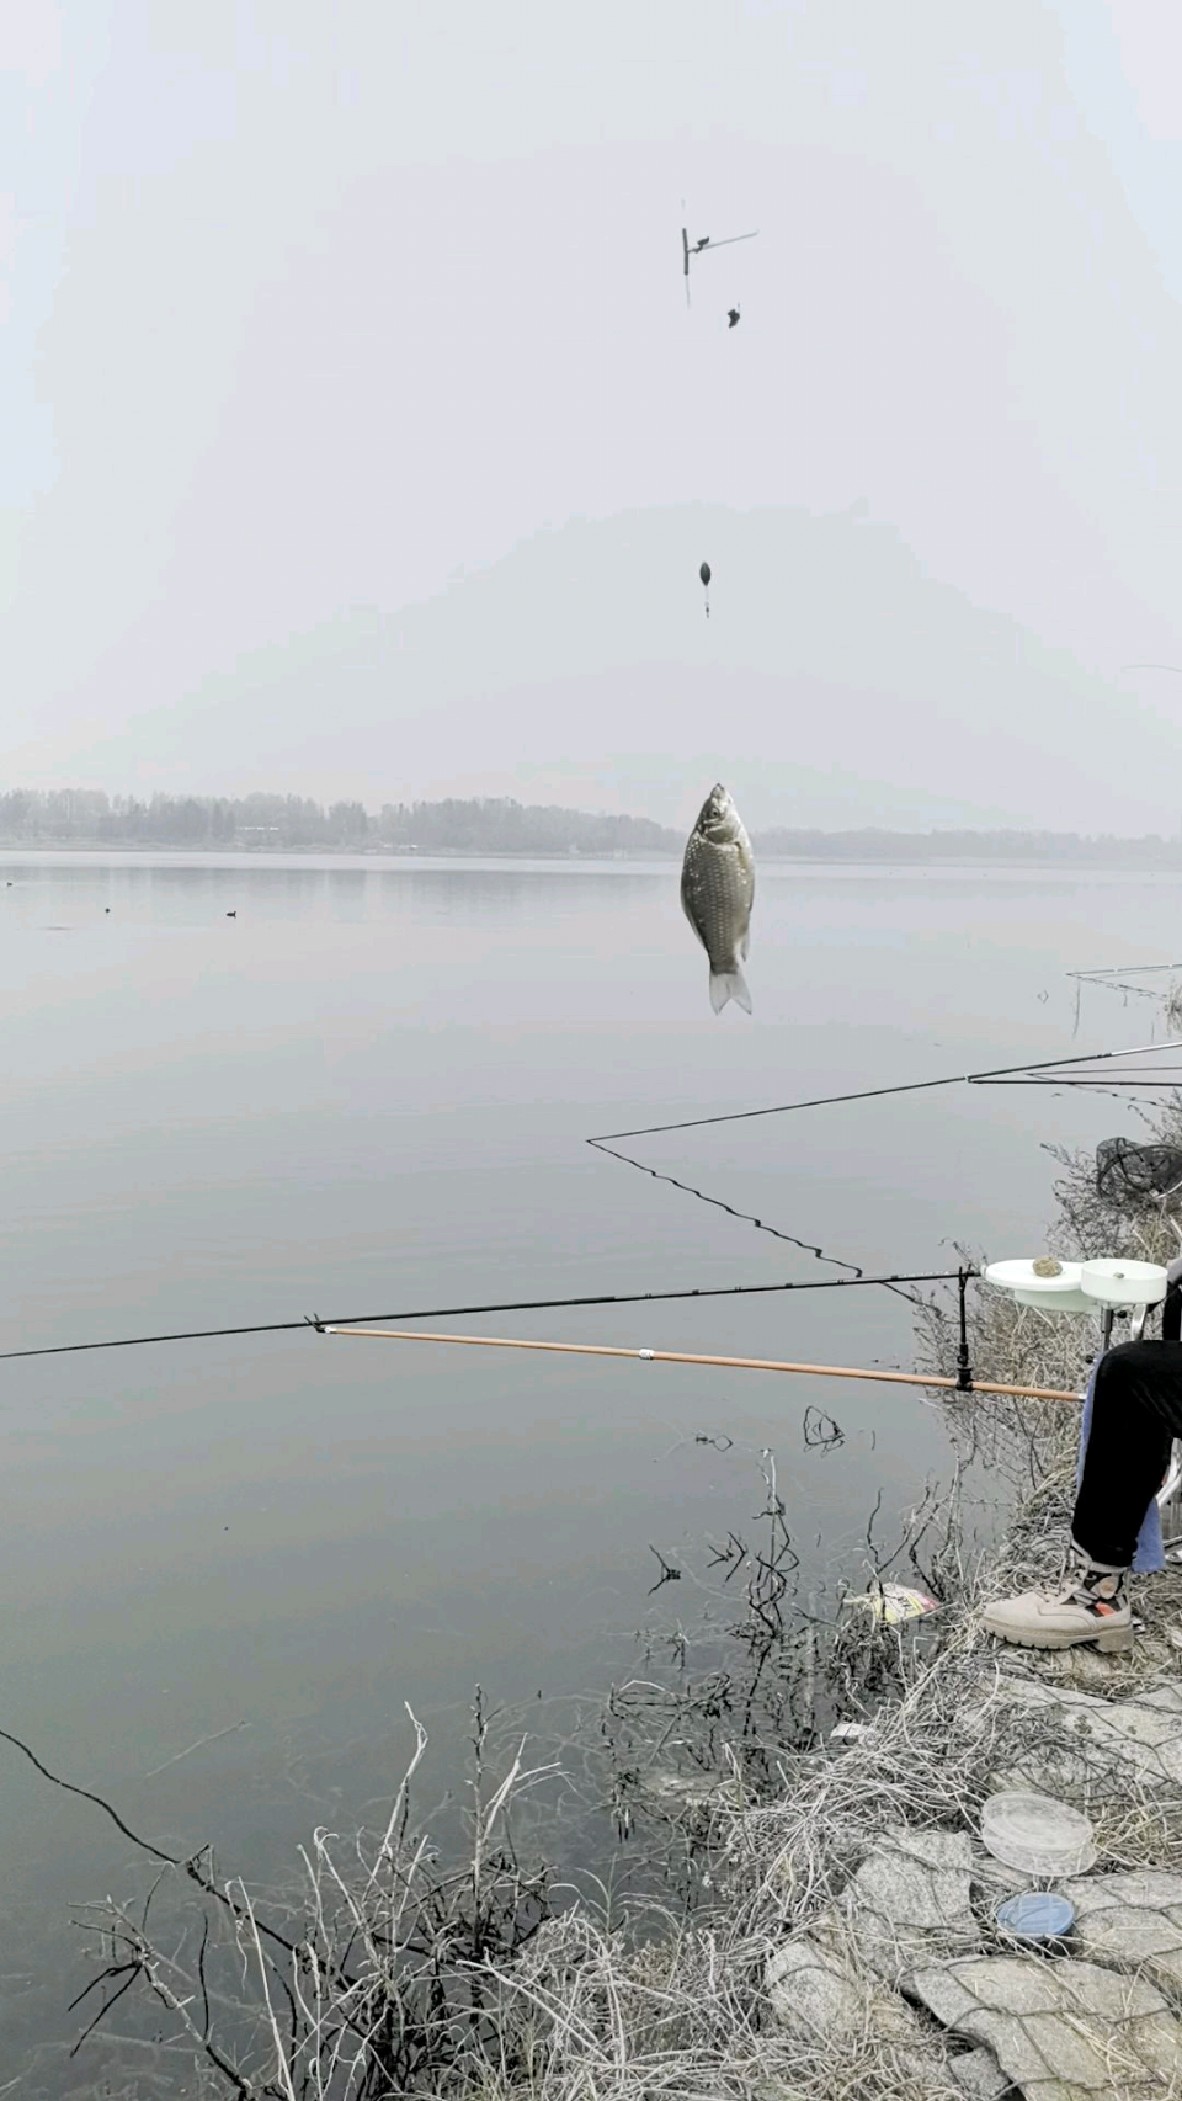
[1080,1258,1168,1308]
[995,1891,1077,1941]
[980,1791,1097,1879]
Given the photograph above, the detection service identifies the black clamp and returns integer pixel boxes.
[955,1267,974,1392]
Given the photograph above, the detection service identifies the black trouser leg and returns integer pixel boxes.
[1071,1340,1182,1569]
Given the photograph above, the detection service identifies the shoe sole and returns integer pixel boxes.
[982,1616,1134,1654]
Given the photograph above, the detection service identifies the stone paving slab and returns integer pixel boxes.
[1056,1869,1182,2002]
[841,1826,980,1983]
[1071,1906,1182,1997]
[1063,1869,1182,1917]
[949,2044,1012,2098]
[765,1926,920,2045]
[766,1933,865,2037]
[992,1676,1182,1790]
[911,1952,1182,2097]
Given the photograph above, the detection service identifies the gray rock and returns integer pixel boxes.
[1063,1868,1182,1917]
[765,1922,924,2048]
[1136,1684,1182,1716]
[994,1677,1182,1790]
[949,2045,1012,2099]
[1052,1873,1182,2000]
[766,1934,865,2038]
[916,1964,981,2028]
[843,1827,979,1984]
[917,1955,1064,2021]
[911,1953,1182,2096]
[1076,1904,1182,1997]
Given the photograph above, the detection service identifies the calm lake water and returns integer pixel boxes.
[0,850,1177,2088]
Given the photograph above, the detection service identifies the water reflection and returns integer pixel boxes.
[0,852,1170,2087]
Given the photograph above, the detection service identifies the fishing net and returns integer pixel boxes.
[1095,1136,1182,1207]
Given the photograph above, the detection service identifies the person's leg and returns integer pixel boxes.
[984,1339,1182,1652]
[1071,1340,1182,1564]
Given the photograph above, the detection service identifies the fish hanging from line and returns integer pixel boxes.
[680,784,755,1015]
[699,560,711,617]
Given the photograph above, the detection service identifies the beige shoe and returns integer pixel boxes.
[982,1572,1133,1653]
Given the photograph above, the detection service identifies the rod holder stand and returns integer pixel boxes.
[956,1267,974,1392]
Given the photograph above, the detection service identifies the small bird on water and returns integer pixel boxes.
[680,784,755,1014]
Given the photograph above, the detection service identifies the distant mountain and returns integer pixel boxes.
[35,504,1182,835]
[3,787,1182,864]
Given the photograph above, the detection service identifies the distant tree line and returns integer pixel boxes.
[2,789,1182,862]
[0,789,369,848]
[754,824,1182,864]
[0,789,677,854]
[377,797,676,854]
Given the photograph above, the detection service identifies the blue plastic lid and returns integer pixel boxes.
[995,1892,1076,1941]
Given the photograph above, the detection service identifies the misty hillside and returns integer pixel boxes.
[68,503,1181,837]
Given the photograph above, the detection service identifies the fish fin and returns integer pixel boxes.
[740,928,750,961]
[709,966,752,1015]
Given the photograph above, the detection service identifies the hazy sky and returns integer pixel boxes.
[4,1,1182,829]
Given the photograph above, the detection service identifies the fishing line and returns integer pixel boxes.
[982,1080,1182,1095]
[1067,963,1182,1006]
[0,1269,967,1365]
[1072,979,1161,1003]
[585,1042,1182,1288]
[586,1138,925,1304]
[1031,1084,1177,1114]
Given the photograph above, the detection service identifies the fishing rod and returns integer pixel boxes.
[590,1037,1182,1142]
[982,1076,1182,1089]
[326,1322,1080,1405]
[1067,963,1182,980]
[0,1269,969,1364]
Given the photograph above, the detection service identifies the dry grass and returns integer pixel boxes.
[71,1462,1178,2101]
[485,1468,1182,2101]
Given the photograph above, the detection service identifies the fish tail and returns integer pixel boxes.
[709,965,752,1016]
